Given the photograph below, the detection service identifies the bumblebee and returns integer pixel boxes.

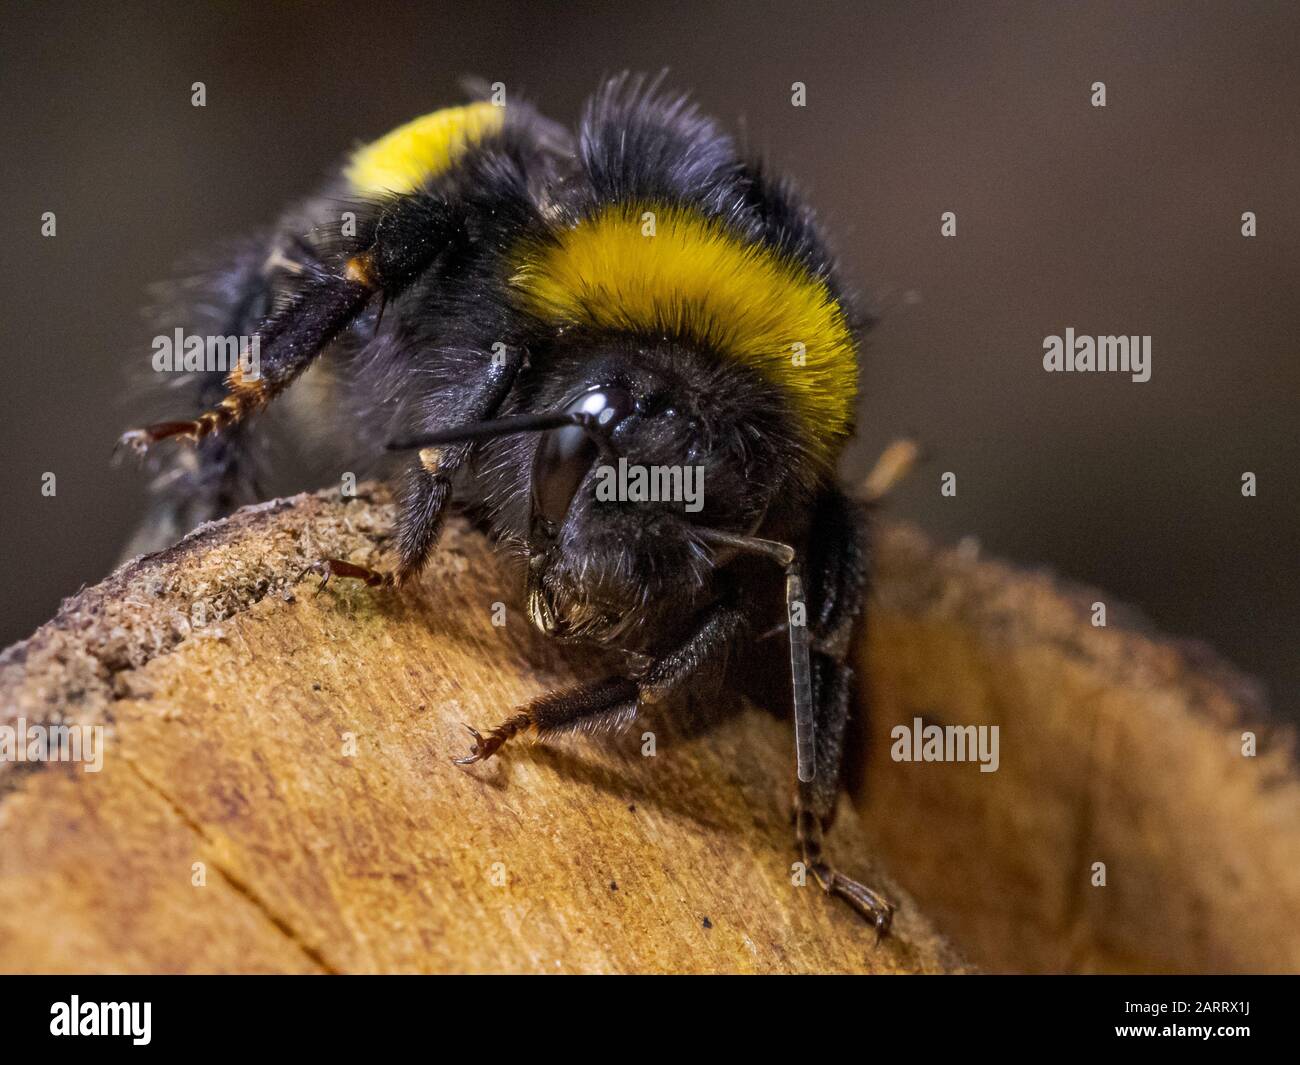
[119,74,895,935]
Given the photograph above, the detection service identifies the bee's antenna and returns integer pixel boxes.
[694,529,815,782]
[386,412,588,451]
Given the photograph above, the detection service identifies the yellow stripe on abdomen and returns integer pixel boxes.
[346,102,505,197]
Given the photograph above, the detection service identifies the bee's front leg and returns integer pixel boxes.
[453,600,749,765]
[795,485,896,938]
[392,345,524,582]
[452,676,638,765]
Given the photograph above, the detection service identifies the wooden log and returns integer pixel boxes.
[1,483,1295,973]
[0,485,965,974]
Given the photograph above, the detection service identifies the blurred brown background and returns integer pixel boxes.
[1,1,1295,712]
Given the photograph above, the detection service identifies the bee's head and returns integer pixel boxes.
[518,341,799,649]
[523,382,702,645]
[390,338,811,650]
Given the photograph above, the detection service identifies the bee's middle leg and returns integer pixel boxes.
[395,350,524,582]
[303,351,525,590]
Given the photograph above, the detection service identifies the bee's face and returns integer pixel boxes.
[523,380,709,647]
[517,342,793,650]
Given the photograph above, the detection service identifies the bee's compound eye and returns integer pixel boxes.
[573,385,634,432]
[532,424,596,529]
[531,386,634,529]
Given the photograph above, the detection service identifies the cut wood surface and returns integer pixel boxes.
[0,486,963,974]
[0,483,1295,973]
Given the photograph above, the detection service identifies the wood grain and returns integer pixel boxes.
[0,486,963,974]
[1,484,1295,973]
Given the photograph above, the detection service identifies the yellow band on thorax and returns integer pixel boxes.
[509,203,858,459]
